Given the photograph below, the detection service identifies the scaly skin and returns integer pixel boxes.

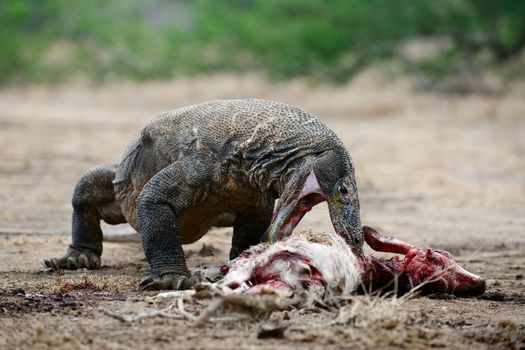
[42,99,364,290]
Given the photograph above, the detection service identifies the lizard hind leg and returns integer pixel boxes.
[230,201,274,260]
[41,163,127,271]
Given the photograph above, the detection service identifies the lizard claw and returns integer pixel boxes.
[41,248,101,271]
[139,273,201,291]
[40,257,61,271]
[66,256,78,269]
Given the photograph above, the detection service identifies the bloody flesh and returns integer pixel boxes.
[360,226,486,296]
[214,227,485,300]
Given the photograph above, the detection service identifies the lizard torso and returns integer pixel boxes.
[113,98,349,240]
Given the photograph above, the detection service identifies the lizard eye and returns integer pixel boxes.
[339,185,348,195]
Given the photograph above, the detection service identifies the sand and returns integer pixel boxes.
[0,73,524,349]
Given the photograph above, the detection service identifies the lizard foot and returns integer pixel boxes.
[41,248,101,271]
[139,272,201,291]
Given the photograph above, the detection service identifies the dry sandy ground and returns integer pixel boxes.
[0,73,524,349]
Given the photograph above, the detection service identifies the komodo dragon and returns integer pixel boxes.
[42,98,364,290]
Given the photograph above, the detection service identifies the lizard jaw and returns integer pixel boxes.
[271,172,325,241]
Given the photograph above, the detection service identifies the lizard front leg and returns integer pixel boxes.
[136,161,210,291]
[42,163,126,270]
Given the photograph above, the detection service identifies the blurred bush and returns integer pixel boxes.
[0,0,524,85]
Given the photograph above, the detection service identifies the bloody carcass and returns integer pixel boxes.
[207,226,485,305]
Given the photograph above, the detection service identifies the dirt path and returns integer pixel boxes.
[0,74,524,349]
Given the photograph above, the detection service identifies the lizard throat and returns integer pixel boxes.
[277,173,326,239]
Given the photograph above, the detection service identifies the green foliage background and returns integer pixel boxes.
[1,0,524,85]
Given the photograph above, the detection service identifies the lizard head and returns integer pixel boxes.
[267,150,364,256]
[314,150,364,255]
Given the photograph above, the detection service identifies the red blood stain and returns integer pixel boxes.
[218,226,485,297]
[360,226,486,296]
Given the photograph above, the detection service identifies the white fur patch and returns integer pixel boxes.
[216,231,361,305]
